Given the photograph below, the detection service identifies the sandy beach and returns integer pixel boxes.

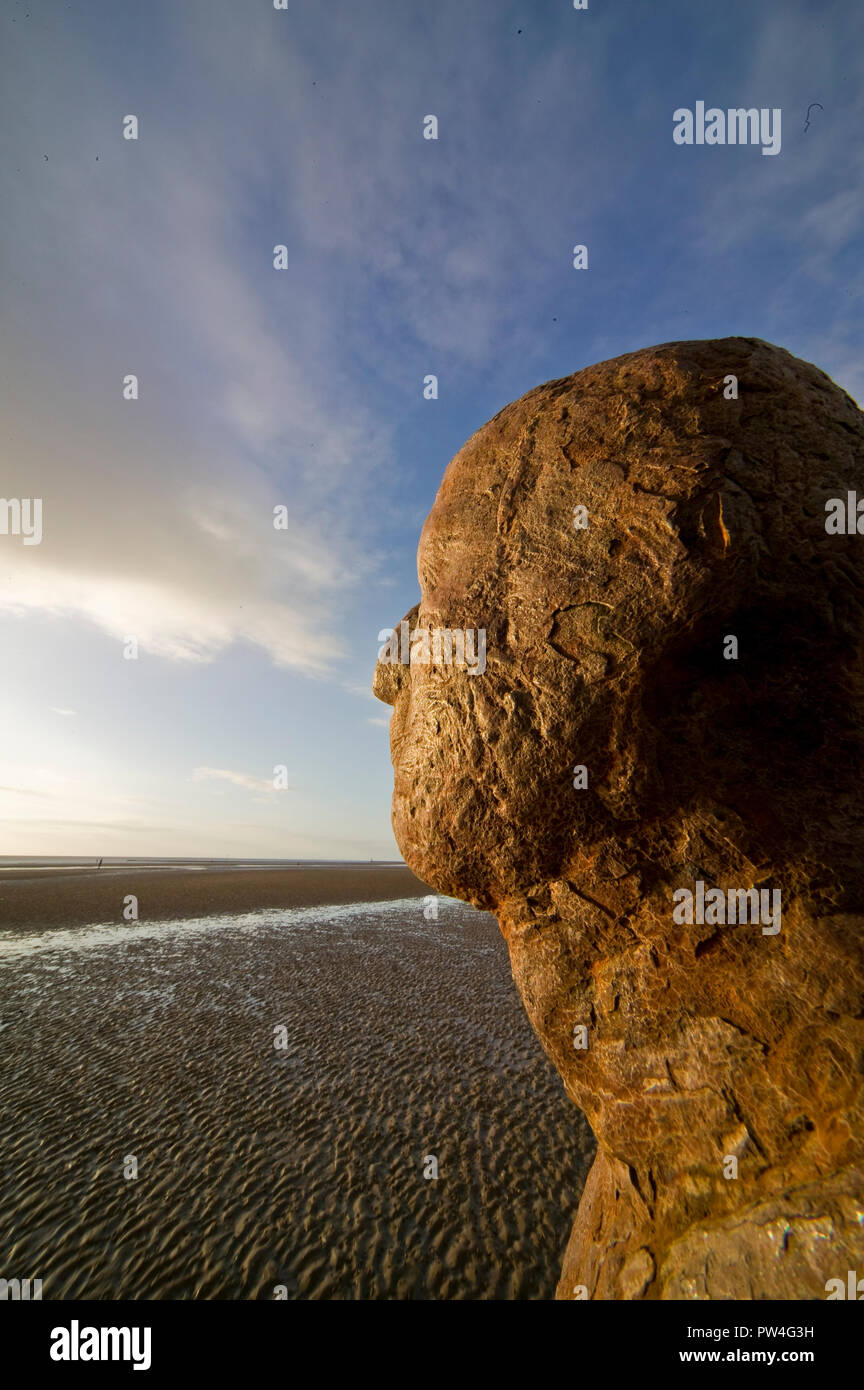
[0,862,433,932]
[0,867,595,1299]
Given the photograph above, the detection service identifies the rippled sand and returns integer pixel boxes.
[0,898,595,1299]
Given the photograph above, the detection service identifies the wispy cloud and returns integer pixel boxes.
[192,766,287,794]
[0,3,399,676]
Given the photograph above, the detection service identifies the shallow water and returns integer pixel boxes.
[0,898,595,1299]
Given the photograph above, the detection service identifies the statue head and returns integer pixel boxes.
[374,338,864,916]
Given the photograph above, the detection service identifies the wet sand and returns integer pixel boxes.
[0,886,596,1299]
[0,863,432,932]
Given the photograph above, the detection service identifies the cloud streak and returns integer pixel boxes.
[192,767,288,794]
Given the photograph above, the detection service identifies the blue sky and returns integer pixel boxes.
[1,0,861,857]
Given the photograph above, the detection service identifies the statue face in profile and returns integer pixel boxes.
[372,365,678,907]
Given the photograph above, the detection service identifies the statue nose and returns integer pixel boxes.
[372,605,418,706]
